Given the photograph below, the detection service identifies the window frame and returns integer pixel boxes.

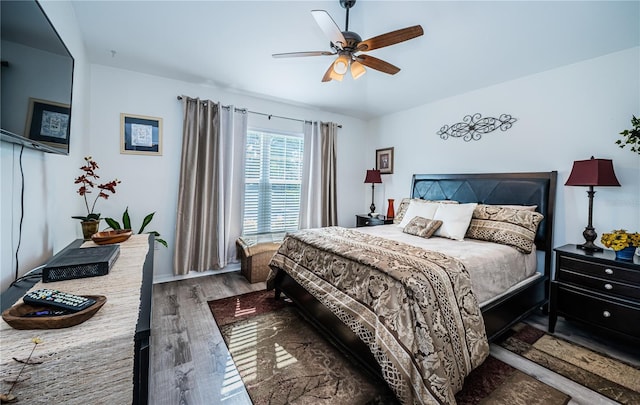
[242,127,304,236]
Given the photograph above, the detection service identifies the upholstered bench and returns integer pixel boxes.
[236,233,284,283]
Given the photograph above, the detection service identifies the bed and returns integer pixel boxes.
[267,171,557,404]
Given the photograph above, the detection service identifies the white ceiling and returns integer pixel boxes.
[71,1,639,120]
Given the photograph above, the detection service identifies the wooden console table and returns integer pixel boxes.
[0,234,153,404]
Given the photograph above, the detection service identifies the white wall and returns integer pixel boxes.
[87,65,369,281]
[1,0,90,292]
[368,47,640,251]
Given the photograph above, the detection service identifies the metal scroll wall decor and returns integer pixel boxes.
[437,113,517,141]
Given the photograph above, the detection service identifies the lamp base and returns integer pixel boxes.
[576,241,603,253]
[578,225,602,252]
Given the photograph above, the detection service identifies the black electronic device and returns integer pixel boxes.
[23,289,96,312]
[1,0,75,155]
[42,245,120,282]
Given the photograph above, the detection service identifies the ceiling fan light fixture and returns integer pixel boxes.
[329,68,345,81]
[333,54,350,75]
[350,60,366,79]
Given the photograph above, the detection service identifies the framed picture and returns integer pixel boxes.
[25,98,70,147]
[376,147,394,174]
[120,113,162,155]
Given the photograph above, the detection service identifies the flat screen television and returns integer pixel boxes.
[1,0,74,155]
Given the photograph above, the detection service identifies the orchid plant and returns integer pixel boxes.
[72,156,120,222]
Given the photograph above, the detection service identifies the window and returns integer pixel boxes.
[243,129,304,235]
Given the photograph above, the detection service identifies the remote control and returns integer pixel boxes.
[23,309,71,317]
[23,289,96,312]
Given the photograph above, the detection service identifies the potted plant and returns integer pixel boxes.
[105,207,167,247]
[601,229,640,261]
[72,156,121,240]
[616,115,640,155]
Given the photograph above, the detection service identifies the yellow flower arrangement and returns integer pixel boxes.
[601,229,640,251]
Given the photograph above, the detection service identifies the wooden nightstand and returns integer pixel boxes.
[549,244,640,341]
[355,214,394,227]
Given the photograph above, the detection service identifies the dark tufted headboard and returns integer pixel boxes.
[410,172,557,253]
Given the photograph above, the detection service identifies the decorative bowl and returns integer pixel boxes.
[91,229,133,245]
[2,295,107,329]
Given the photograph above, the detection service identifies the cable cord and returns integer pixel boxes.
[10,265,45,287]
[14,145,25,282]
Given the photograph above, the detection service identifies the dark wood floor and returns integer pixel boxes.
[149,271,639,405]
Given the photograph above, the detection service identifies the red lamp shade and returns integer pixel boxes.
[364,169,382,184]
[564,156,621,252]
[565,157,620,187]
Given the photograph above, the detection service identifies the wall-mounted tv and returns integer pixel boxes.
[1,0,74,155]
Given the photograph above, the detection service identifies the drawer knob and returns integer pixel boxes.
[604,268,614,275]
[603,311,611,318]
[604,283,613,290]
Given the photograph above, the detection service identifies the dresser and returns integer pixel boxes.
[549,244,639,340]
[355,214,394,227]
[0,234,153,404]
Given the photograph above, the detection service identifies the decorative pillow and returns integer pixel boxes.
[433,203,478,241]
[394,198,458,224]
[498,205,538,212]
[465,204,544,253]
[397,200,440,228]
[403,217,443,239]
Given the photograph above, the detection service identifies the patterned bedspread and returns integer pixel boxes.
[268,227,489,405]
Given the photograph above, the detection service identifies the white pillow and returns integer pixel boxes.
[433,203,478,241]
[397,200,439,228]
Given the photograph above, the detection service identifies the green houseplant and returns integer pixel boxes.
[72,156,120,239]
[105,207,167,247]
[616,115,640,155]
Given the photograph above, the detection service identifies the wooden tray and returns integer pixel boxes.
[1,295,107,329]
[91,229,132,245]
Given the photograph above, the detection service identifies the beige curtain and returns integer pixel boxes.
[299,121,338,228]
[173,97,246,275]
[321,122,338,226]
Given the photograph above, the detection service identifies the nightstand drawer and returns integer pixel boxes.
[558,255,640,284]
[355,214,393,227]
[359,217,384,226]
[555,285,640,338]
[556,269,640,300]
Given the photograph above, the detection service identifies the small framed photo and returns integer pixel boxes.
[376,147,394,174]
[25,98,70,147]
[120,113,162,155]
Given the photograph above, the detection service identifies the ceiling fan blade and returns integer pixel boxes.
[357,25,424,52]
[272,51,335,58]
[356,55,400,75]
[311,10,347,48]
[321,63,334,82]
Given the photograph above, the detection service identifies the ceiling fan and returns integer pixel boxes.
[272,0,424,82]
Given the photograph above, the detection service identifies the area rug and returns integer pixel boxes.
[208,290,633,405]
[495,322,640,404]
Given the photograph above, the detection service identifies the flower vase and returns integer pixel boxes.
[386,198,395,220]
[81,220,100,241]
[615,246,635,261]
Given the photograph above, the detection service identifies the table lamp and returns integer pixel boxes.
[565,156,620,252]
[364,169,382,216]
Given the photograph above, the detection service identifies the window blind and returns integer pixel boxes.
[243,129,304,235]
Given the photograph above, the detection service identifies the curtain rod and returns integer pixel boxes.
[176,95,341,128]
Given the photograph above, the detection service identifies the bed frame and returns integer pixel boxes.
[271,171,557,377]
